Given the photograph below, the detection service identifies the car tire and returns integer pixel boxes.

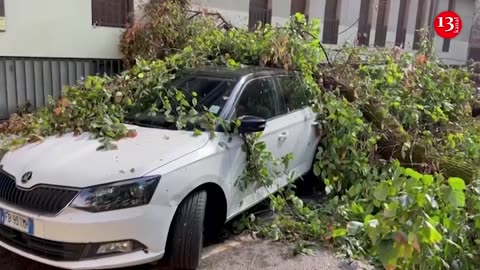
[165,190,207,270]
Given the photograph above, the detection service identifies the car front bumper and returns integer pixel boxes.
[0,201,177,269]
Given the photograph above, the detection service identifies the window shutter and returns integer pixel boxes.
[374,0,389,47]
[357,0,372,46]
[290,0,307,16]
[0,0,5,16]
[322,0,340,44]
[248,0,271,30]
[413,0,427,50]
[0,0,5,31]
[395,0,409,48]
[92,0,133,28]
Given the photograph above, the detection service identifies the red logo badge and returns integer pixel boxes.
[434,11,462,39]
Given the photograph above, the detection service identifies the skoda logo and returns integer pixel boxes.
[21,172,33,184]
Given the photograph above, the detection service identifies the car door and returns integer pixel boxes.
[275,74,318,176]
[223,75,293,218]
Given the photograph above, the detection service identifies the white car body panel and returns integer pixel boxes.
[1,125,209,188]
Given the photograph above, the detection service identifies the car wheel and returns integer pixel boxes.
[165,190,207,270]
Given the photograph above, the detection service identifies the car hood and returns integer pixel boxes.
[0,124,209,188]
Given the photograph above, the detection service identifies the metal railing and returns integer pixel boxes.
[0,57,123,119]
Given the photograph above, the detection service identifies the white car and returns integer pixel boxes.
[0,67,321,270]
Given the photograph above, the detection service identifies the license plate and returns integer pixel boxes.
[0,209,34,235]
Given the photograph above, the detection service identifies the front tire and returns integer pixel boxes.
[165,190,207,270]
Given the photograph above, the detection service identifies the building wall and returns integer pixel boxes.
[0,0,135,59]
[1,0,474,63]
[192,0,250,26]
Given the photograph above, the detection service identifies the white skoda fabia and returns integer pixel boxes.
[0,67,320,270]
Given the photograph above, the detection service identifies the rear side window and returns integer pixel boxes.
[232,77,278,120]
[277,75,308,112]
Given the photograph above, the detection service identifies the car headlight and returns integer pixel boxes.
[71,176,160,212]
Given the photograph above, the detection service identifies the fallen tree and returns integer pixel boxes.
[1,2,480,269]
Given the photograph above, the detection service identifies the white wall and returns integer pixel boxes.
[271,0,290,26]
[192,0,250,27]
[338,0,361,44]
[0,0,125,59]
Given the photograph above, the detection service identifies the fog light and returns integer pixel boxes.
[97,240,133,254]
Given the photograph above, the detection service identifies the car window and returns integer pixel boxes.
[125,75,236,131]
[277,75,307,113]
[174,75,236,115]
[232,77,278,120]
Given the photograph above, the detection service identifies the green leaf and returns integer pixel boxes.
[193,129,202,136]
[313,163,321,176]
[404,168,422,180]
[332,228,347,238]
[374,182,389,201]
[350,202,364,215]
[422,221,443,244]
[421,174,434,186]
[377,239,399,269]
[446,189,465,208]
[447,177,466,190]
[365,218,379,243]
[383,202,398,218]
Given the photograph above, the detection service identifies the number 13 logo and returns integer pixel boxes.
[438,17,455,32]
[434,11,462,39]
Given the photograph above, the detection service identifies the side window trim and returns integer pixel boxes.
[227,75,282,121]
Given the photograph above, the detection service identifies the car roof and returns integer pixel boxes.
[181,66,298,79]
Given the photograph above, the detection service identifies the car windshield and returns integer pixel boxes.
[125,74,237,130]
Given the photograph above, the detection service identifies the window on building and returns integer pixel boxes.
[412,0,428,50]
[357,0,371,46]
[322,0,341,44]
[248,0,272,31]
[92,0,133,28]
[395,0,410,48]
[374,0,390,47]
[290,0,308,19]
[442,0,455,52]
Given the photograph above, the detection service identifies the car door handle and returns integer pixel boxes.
[278,132,288,142]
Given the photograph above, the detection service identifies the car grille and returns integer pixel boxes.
[0,170,79,215]
[0,223,86,261]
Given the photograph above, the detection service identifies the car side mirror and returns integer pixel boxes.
[238,115,266,134]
